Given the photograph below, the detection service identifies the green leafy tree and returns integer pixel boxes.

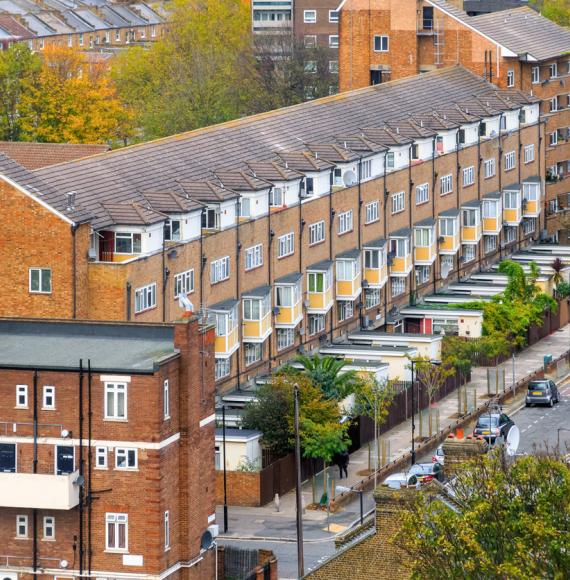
[294,354,360,400]
[398,452,570,579]
[529,0,570,26]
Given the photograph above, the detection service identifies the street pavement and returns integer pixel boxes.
[217,325,570,578]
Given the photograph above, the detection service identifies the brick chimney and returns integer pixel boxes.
[443,434,488,478]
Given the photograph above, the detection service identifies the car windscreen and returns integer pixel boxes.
[477,416,498,427]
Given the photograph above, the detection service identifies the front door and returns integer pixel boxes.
[0,443,16,473]
[56,445,74,475]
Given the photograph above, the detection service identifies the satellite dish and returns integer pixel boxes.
[178,293,194,313]
[200,530,213,550]
[505,425,520,456]
[342,170,357,187]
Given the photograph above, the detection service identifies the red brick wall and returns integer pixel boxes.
[216,470,262,507]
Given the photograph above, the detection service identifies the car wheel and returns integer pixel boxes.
[525,403,530,408]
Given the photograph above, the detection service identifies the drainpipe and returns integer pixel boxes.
[162,238,169,323]
[236,198,242,390]
[383,150,389,325]
[267,187,274,366]
[125,282,132,321]
[72,224,78,319]
[432,137,438,295]
[32,370,38,574]
[357,157,364,330]
[298,181,305,349]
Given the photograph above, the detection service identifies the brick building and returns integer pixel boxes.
[338,0,570,239]
[0,66,545,392]
[0,316,217,580]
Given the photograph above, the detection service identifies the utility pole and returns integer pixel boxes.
[294,383,304,578]
[410,360,416,466]
[512,352,516,396]
[222,405,228,534]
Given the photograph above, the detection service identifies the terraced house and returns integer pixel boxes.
[338,0,570,240]
[0,66,545,392]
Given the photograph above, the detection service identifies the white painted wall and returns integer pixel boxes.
[220,199,237,230]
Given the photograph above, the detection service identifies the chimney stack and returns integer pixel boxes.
[443,433,488,478]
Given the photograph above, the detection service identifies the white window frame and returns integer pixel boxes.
[269,186,284,207]
[550,131,558,147]
[215,358,230,381]
[164,510,170,551]
[115,447,138,470]
[329,35,339,48]
[308,314,326,336]
[507,69,515,87]
[244,343,262,366]
[391,191,405,214]
[135,283,157,314]
[523,217,537,235]
[16,515,28,538]
[304,35,316,48]
[245,244,263,271]
[337,300,354,322]
[163,379,170,419]
[173,269,194,299]
[484,158,496,179]
[278,232,294,258]
[365,200,379,224]
[441,174,453,196]
[365,288,381,309]
[484,235,497,254]
[277,328,295,351]
[329,10,339,22]
[211,256,230,284]
[524,144,535,164]
[439,218,456,237]
[164,219,181,241]
[550,63,558,78]
[505,226,517,244]
[391,277,405,297]
[463,166,475,186]
[43,516,55,540]
[462,244,476,263]
[550,97,558,113]
[532,66,540,84]
[415,183,429,205]
[415,265,430,285]
[386,152,395,170]
[482,200,498,219]
[29,268,52,294]
[96,446,107,469]
[505,151,516,171]
[106,513,128,552]
[373,35,389,52]
[42,386,55,410]
[104,382,127,421]
[338,210,353,235]
[329,60,339,74]
[414,228,432,248]
[309,220,325,245]
[16,385,28,408]
[303,10,316,23]
[360,159,372,180]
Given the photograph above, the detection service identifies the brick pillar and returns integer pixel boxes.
[442,436,488,479]
[268,556,278,580]
[216,545,225,580]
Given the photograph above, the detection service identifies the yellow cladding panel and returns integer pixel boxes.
[365,268,381,285]
[415,247,431,262]
[504,208,520,224]
[462,226,478,242]
[337,280,354,297]
[243,320,260,339]
[112,254,132,263]
[325,286,333,306]
[228,326,239,351]
[309,293,325,310]
[215,335,227,355]
[261,314,271,335]
[391,255,410,274]
[524,200,540,216]
[440,235,457,252]
[483,217,500,233]
[276,306,294,325]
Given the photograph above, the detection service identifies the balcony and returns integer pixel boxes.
[438,211,460,255]
[0,471,80,510]
[211,300,240,357]
[336,250,362,301]
[307,261,334,314]
[523,180,541,217]
[503,189,522,226]
[461,203,482,244]
[413,220,437,265]
[242,287,272,343]
[363,239,388,289]
[275,274,303,328]
[389,230,413,277]
[482,195,502,234]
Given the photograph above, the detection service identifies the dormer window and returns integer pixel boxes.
[333,168,342,186]
[164,219,181,241]
[115,232,141,254]
[202,207,219,229]
[386,152,395,169]
[306,177,314,195]
[458,129,466,145]
[411,144,419,160]
[238,198,251,218]
[270,187,284,207]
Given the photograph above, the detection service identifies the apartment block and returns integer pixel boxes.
[0,316,216,580]
[0,66,545,392]
[338,0,570,239]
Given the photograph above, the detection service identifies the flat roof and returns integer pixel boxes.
[0,319,177,373]
[214,428,261,441]
[348,331,443,342]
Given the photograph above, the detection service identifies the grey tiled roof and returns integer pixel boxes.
[101,202,166,226]
[246,161,303,182]
[178,180,239,203]
[305,143,361,163]
[140,190,202,213]
[214,170,271,192]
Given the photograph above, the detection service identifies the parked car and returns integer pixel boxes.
[382,472,419,489]
[432,445,445,465]
[526,379,560,408]
[473,413,515,443]
[410,462,444,483]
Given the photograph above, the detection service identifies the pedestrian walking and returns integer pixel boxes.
[339,449,349,479]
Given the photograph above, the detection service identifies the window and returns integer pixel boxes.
[29,268,52,294]
[164,511,170,550]
[415,265,430,285]
[365,201,379,224]
[364,249,381,269]
[309,221,325,245]
[411,144,419,160]
[441,174,453,196]
[333,168,342,186]
[215,358,230,381]
[163,380,170,419]
[270,186,284,207]
[211,256,230,283]
[523,217,537,235]
[337,259,360,281]
[243,297,268,321]
[550,63,558,78]
[115,232,141,254]
[96,447,107,469]
[462,209,478,227]
[245,244,263,270]
[505,151,516,171]
[304,10,316,23]
[391,191,405,214]
[458,129,465,145]
[484,235,497,254]
[439,218,456,237]
[482,200,498,218]
[174,269,194,299]
[479,122,487,137]
[43,516,55,540]
[415,183,429,205]
[115,29,121,41]
[0,443,16,473]
[135,283,156,313]
[164,219,181,241]
[390,237,409,258]
[386,152,395,170]
[79,33,84,46]
[391,277,405,297]
[151,25,156,37]
[329,60,339,74]
[504,190,520,210]
[373,35,389,52]
[106,513,128,551]
[337,300,354,322]
[550,131,558,147]
[115,448,137,470]
[507,69,515,87]
[16,515,28,538]
[338,210,353,234]
[16,385,28,408]
[329,35,339,48]
[523,182,540,202]
[462,244,476,263]
[244,343,262,366]
[484,158,496,179]
[278,232,294,258]
[105,383,127,420]
[505,226,517,244]
[360,159,372,180]
[329,10,339,22]
[277,328,295,351]
[42,386,55,409]
[414,228,432,247]
[238,197,251,218]
[55,445,74,475]
[308,270,331,293]
[532,66,540,84]
[463,166,474,186]
[524,144,535,164]
[304,60,317,73]
[67,34,73,47]
[500,116,507,131]
[365,288,381,309]
[550,97,558,113]
[304,35,316,48]
[304,177,314,196]
[441,255,454,277]
[308,314,326,336]
[202,207,219,230]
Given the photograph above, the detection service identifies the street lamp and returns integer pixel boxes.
[335,485,364,526]
[410,359,441,466]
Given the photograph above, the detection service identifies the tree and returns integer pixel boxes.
[113,0,263,140]
[0,44,41,141]
[21,46,132,144]
[397,452,570,579]
[551,257,564,289]
[529,0,570,26]
[293,354,360,400]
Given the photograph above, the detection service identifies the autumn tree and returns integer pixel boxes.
[529,0,570,26]
[398,452,570,579]
[21,46,132,144]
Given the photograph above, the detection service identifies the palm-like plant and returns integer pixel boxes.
[294,354,358,400]
[551,258,564,288]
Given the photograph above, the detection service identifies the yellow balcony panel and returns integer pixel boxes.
[364,268,381,287]
[275,301,302,327]
[390,255,411,275]
[215,326,239,356]
[415,245,436,264]
[483,217,501,234]
[439,235,459,254]
[462,225,481,243]
[523,200,540,217]
[503,208,522,225]
[243,314,272,342]
[308,288,333,313]
[336,273,362,300]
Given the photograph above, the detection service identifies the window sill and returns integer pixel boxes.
[308,240,326,248]
[244,265,263,273]
[15,406,29,410]
[211,278,230,286]
[277,252,294,260]
[104,418,129,423]
[104,549,129,554]
[115,468,139,472]
[41,407,56,411]
[338,229,354,236]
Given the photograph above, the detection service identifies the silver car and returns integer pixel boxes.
[526,379,560,408]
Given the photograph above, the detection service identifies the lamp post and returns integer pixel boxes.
[410,359,441,466]
[294,383,304,579]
